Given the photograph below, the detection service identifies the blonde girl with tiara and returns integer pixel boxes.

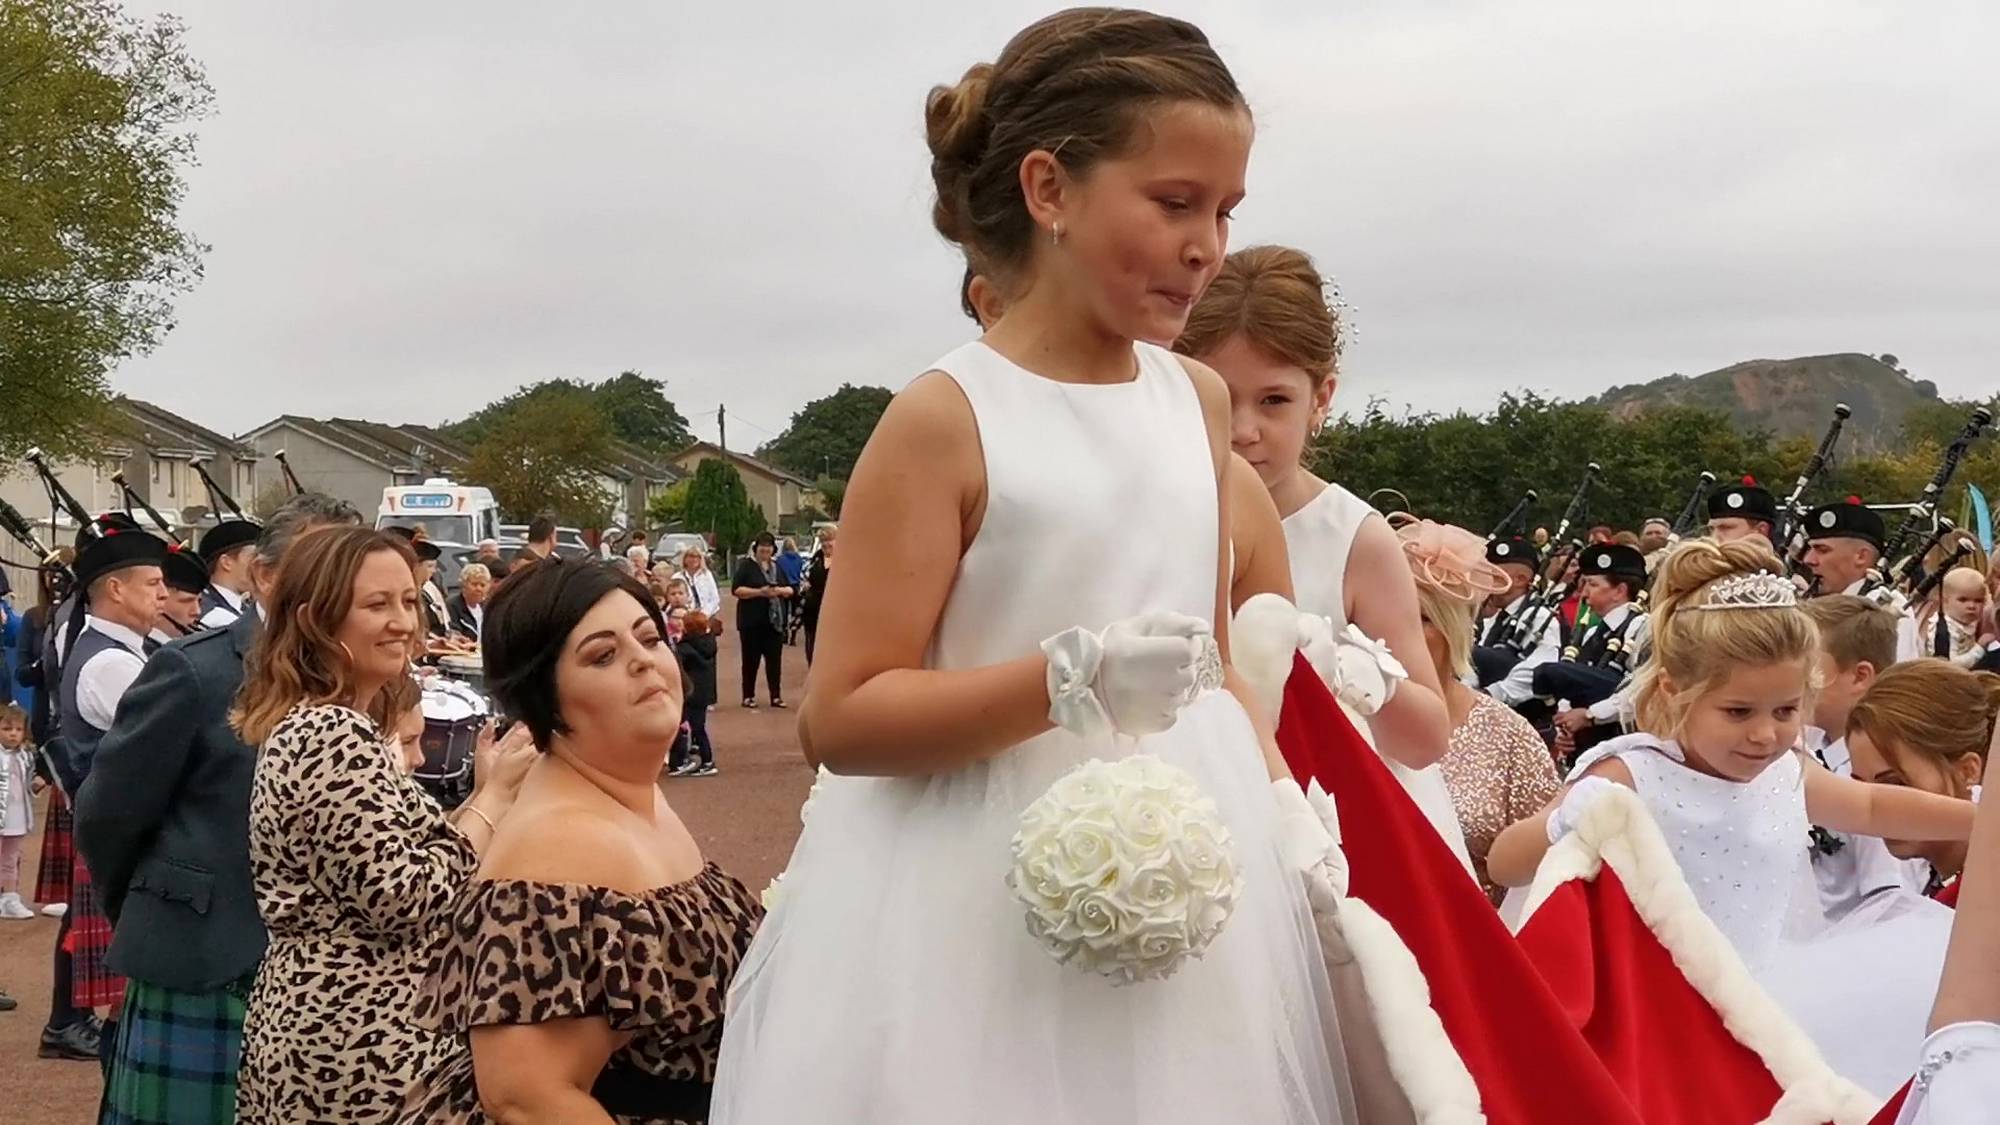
[1489,537,1974,1094]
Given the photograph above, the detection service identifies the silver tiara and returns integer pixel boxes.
[1685,572,1797,612]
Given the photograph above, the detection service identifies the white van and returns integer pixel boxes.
[377,479,502,546]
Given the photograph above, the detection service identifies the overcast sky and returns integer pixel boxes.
[117,0,2000,448]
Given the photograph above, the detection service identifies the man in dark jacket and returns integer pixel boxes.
[75,493,359,1116]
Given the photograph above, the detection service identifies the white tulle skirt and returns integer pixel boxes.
[711,690,1356,1125]
[1760,886,1956,1099]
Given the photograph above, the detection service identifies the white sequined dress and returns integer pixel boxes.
[1569,733,1956,1097]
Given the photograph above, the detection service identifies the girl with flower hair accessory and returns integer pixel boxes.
[1491,537,1981,1098]
[1395,521,1559,905]
[1177,245,1469,868]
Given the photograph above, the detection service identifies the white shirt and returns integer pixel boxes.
[1582,603,1651,723]
[471,603,485,636]
[200,584,247,629]
[687,568,723,616]
[1803,725,1931,917]
[75,615,149,732]
[1486,595,1562,707]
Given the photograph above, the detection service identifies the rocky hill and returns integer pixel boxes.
[1589,353,1939,452]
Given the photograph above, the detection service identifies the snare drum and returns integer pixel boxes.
[416,678,486,809]
[436,651,485,695]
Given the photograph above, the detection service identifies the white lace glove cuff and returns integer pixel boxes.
[1547,775,1623,845]
[1300,618,1409,716]
[1042,627,1111,737]
[1274,777,1335,870]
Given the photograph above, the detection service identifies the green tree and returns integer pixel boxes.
[682,459,765,554]
[594,371,694,453]
[0,0,213,460]
[644,479,691,528]
[814,476,847,519]
[444,372,693,455]
[756,384,893,481]
[464,395,615,526]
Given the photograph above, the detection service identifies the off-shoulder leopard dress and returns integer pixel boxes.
[237,704,476,1123]
[403,864,762,1123]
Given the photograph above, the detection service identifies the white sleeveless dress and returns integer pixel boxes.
[712,342,1355,1124]
[1282,483,1475,875]
[1569,734,1956,1097]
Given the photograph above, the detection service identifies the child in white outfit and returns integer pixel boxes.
[0,703,38,920]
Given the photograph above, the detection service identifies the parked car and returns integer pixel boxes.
[495,524,592,560]
[652,532,713,567]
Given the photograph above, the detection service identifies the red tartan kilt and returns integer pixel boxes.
[65,849,125,1010]
[34,791,73,905]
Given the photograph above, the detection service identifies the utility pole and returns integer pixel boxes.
[718,403,727,455]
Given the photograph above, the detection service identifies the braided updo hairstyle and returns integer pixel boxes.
[925,8,1246,284]
[1631,538,1820,738]
[1173,246,1346,387]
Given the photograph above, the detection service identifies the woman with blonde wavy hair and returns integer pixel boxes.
[231,526,533,1122]
[1396,519,1559,904]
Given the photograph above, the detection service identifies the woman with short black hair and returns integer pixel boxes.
[730,533,792,709]
[407,558,762,1122]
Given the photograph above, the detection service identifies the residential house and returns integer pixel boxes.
[600,442,683,531]
[238,416,470,520]
[670,443,818,525]
[0,397,257,580]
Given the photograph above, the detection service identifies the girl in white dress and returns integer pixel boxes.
[1176,246,1471,870]
[713,11,1354,1123]
[1489,538,1974,1094]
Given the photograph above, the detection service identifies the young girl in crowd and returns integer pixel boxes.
[1846,660,2000,902]
[1175,245,1469,869]
[0,703,37,920]
[1489,537,1975,1094]
[714,10,1354,1120]
[670,610,719,778]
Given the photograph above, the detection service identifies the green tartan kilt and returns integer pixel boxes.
[103,976,252,1124]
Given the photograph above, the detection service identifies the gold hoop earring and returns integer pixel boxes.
[1309,417,1327,439]
[337,641,355,666]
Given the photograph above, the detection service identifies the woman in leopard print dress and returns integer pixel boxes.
[230,528,536,1123]
[403,559,761,1123]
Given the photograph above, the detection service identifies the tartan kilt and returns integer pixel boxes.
[104,977,251,1125]
[34,791,73,905]
[65,848,125,1009]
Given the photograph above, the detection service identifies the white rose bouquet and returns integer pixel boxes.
[1006,755,1243,985]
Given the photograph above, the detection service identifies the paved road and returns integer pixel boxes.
[0,629,817,1123]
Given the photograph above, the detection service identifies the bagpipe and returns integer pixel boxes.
[1668,470,1716,541]
[1491,462,1598,654]
[1868,405,1993,599]
[1777,403,1851,575]
[190,454,250,520]
[1487,488,1537,541]
[274,448,307,497]
[0,495,73,600]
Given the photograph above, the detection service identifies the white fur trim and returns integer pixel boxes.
[1231,593,1303,728]
[1515,787,1882,1125]
[1339,897,1486,1124]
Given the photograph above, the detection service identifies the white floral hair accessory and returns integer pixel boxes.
[1685,571,1798,612]
[1007,755,1242,986]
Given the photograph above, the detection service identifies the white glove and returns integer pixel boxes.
[1546,775,1624,845]
[1042,612,1210,737]
[1275,777,1351,923]
[1300,617,1408,716]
